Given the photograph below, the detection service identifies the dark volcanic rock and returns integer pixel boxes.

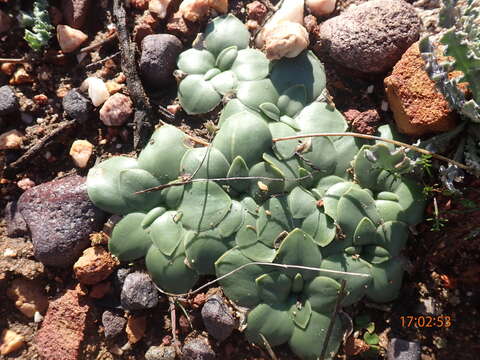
[181,336,215,360]
[319,0,421,74]
[5,201,28,237]
[0,85,19,116]
[17,175,106,267]
[387,338,420,360]
[201,294,236,341]
[102,309,126,339]
[61,0,91,29]
[139,34,183,88]
[62,88,92,123]
[120,272,159,310]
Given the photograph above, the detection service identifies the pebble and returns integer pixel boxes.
[73,246,118,285]
[0,329,24,355]
[7,278,49,318]
[114,268,132,290]
[384,42,457,136]
[9,67,33,85]
[149,0,172,19]
[69,139,94,168]
[4,201,29,238]
[121,272,159,310]
[0,9,11,33]
[145,345,177,360]
[61,0,91,29]
[82,77,110,107]
[102,309,127,339]
[17,175,106,267]
[35,288,91,360]
[89,281,112,298]
[181,336,215,360]
[140,34,183,89]
[99,93,133,126]
[201,294,236,342]
[0,85,19,116]
[62,88,92,122]
[387,338,420,360]
[0,130,23,150]
[306,0,336,17]
[319,0,421,73]
[126,315,146,344]
[57,24,88,53]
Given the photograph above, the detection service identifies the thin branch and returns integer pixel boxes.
[153,262,370,298]
[319,279,347,360]
[272,132,471,170]
[0,57,28,64]
[78,32,118,54]
[169,297,182,355]
[260,334,278,360]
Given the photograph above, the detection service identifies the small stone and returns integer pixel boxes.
[0,9,11,33]
[102,309,127,339]
[82,77,110,107]
[105,80,124,94]
[57,24,88,53]
[114,268,131,290]
[247,1,268,23]
[61,0,91,29]
[35,288,91,360]
[140,34,183,89]
[121,272,159,310]
[69,139,94,168]
[131,0,149,10]
[4,201,29,238]
[73,246,118,285]
[62,88,92,122]
[9,67,34,85]
[126,315,146,344]
[181,336,215,360]
[34,311,44,323]
[348,109,380,135]
[1,62,16,76]
[7,278,49,318]
[0,329,24,355]
[149,0,172,19]
[90,281,111,298]
[201,294,236,341]
[145,345,176,360]
[0,130,23,150]
[306,0,336,17]
[0,85,19,115]
[319,0,421,73]
[387,338,420,360]
[99,93,133,126]
[384,42,457,136]
[18,175,106,267]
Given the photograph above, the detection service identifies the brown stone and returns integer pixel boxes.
[99,93,133,126]
[73,246,118,285]
[0,329,24,355]
[385,42,457,136]
[7,278,49,318]
[126,315,146,344]
[89,281,111,299]
[35,288,91,360]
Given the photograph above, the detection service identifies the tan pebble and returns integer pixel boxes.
[69,139,94,168]
[82,77,110,107]
[57,24,88,53]
[149,0,172,18]
[126,315,146,344]
[0,130,23,150]
[1,62,16,76]
[56,86,71,98]
[9,67,33,85]
[167,104,180,115]
[99,93,133,126]
[7,278,49,318]
[73,246,118,285]
[0,329,24,355]
[105,80,124,95]
[17,178,36,191]
[306,0,336,17]
[115,73,126,84]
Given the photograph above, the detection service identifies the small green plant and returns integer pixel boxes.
[19,0,54,51]
[86,15,426,360]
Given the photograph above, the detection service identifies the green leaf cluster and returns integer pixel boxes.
[20,0,54,51]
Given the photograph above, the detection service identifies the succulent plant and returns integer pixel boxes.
[87,14,426,360]
[19,0,54,51]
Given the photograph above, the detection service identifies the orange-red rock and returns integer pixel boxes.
[384,42,457,136]
[126,315,146,344]
[73,246,118,285]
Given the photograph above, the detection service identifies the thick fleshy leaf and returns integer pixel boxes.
[118,168,163,212]
[303,276,341,313]
[185,229,230,274]
[160,184,184,209]
[296,101,347,134]
[393,179,426,225]
[213,111,272,167]
[217,200,244,237]
[375,199,403,222]
[248,161,285,201]
[180,146,230,179]
[323,182,359,220]
[288,186,316,219]
[177,48,215,74]
[236,79,279,111]
[311,175,345,199]
[257,197,293,247]
[178,75,222,115]
[210,70,238,95]
[263,153,301,192]
[275,229,322,280]
[204,14,250,56]
[301,210,336,247]
[227,156,250,192]
[277,85,307,118]
[235,212,258,247]
[137,125,191,183]
[240,241,277,262]
[231,48,270,81]
[146,243,199,294]
[109,213,152,261]
[376,221,408,256]
[353,217,380,246]
[256,271,292,304]
[299,136,337,176]
[215,46,238,71]
[203,68,221,81]
[86,156,139,214]
[141,207,167,229]
[215,248,269,307]
[366,258,405,303]
[149,211,183,256]
[333,136,367,178]
[270,50,326,102]
[178,181,231,232]
[259,102,280,121]
[288,312,344,360]
[362,245,391,264]
[289,299,312,329]
[218,99,255,127]
[269,122,297,160]
[245,301,295,347]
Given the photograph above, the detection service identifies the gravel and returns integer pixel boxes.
[62,89,93,123]
[102,309,127,339]
[120,272,159,310]
[201,294,236,341]
[0,86,19,116]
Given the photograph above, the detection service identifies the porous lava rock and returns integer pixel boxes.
[201,294,236,341]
